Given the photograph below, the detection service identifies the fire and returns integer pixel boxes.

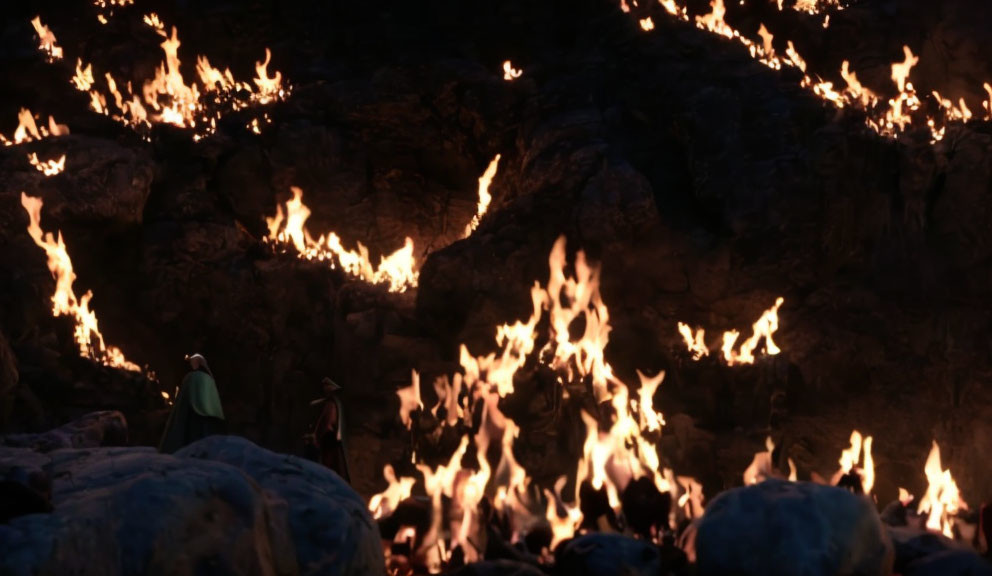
[1,109,69,146]
[677,322,708,360]
[640,17,655,31]
[502,61,522,81]
[678,297,784,366]
[27,153,66,176]
[265,186,419,292]
[47,12,288,139]
[464,155,501,237]
[21,193,142,373]
[368,464,416,520]
[659,0,689,20]
[831,430,874,495]
[918,441,967,538]
[31,16,63,61]
[397,370,424,429]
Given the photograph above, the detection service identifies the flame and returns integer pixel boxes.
[27,153,66,176]
[31,16,63,61]
[831,430,874,495]
[369,464,417,520]
[21,193,142,373]
[464,155,501,237]
[917,441,967,538]
[397,370,424,429]
[545,477,583,550]
[659,0,689,20]
[898,487,914,506]
[1,109,69,147]
[57,13,287,139]
[502,61,522,81]
[677,322,708,360]
[640,17,655,31]
[265,186,419,292]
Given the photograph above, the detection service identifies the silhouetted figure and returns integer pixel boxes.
[158,354,226,454]
[310,377,350,483]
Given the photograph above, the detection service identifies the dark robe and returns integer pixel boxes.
[158,370,226,454]
[313,395,350,482]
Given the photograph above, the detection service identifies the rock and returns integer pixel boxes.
[0,411,127,452]
[888,527,992,576]
[0,435,383,576]
[0,331,17,428]
[695,480,893,576]
[177,435,383,576]
[555,533,672,576]
[444,559,545,576]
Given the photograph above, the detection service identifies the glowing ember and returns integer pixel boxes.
[917,441,967,538]
[265,186,419,292]
[464,154,501,237]
[27,153,66,176]
[640,17,655,31]
[502,61,523,81]
[21,193,143,373]
[31,16,63,61]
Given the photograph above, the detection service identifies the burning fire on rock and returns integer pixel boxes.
[677,296,785,365]
[0,108,69,146]
[372,236,702,572]
[27,152,66,177]
[265,187,419,293]
[32,10,287,140]
[20,193,145,375]
[629,0,991,143]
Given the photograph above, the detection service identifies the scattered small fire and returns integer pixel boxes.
[265,186,418,293]
[32,11,289,140]
[0,108,70,147]
[31,16,63,61]
[21,193,143,373]
[27,152,66,176]
[502,61,523,81]
[464,154,501,238]
[918,441,967,539]
[635,0,987,142]
[640,17,655,31]
[677,297,785,366]
[93,0,135,22]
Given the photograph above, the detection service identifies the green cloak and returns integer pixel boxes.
[158,371,225,454]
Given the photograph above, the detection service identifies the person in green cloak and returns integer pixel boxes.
[158,353,226,453]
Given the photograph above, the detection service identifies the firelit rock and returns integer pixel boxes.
[0,436,382,576]
[695,479,893,576]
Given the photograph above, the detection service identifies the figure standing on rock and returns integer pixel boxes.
[307,377,350,483]
[158,354,226,454]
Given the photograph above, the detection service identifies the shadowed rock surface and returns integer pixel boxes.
[0,425,382,576]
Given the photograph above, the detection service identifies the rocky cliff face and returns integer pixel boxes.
[0,0,990,511]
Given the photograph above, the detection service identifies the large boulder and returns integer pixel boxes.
[0,435,383,576]
[0,410,127,452]
[554,533,677,576]
[695,480,893,576]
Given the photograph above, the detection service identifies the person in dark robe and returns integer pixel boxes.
[158,353,226,454]
[310,377,350,483]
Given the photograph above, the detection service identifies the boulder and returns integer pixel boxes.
[0,410,127,452]
[555,533,676,576]
[0,435,383,576]
[695,480,893,576]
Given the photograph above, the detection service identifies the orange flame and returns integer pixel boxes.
[502,61,522,81]
[465,155,501,237]
[21,193,142,373]
[265,186,419,292]
[27,153,66,176]
[369,464,417,520]
[31,16,63,61]
[831,430,874,495]
[640,17,655,31]
[918,441,967,538]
